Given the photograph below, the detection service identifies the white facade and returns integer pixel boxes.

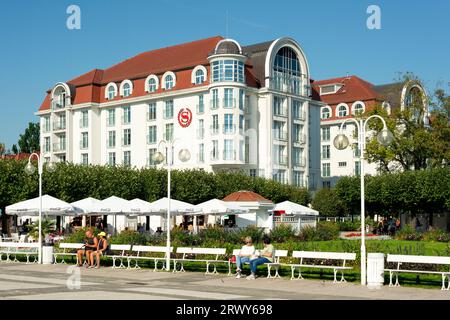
[38,37,322,190]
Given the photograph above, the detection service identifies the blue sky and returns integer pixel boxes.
[1,0,449,150]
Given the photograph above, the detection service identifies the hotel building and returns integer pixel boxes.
[37,36,322,190]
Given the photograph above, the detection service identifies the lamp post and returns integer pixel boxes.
[153,138,190,271]
[24,154,56,264]
[333,115,393,285]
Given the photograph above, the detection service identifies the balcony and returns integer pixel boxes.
[197,128,205,139]
[53,121,66,131]
[275,155,288,166]
[269,75,305,95]
[223,150,236,161]
[196,104,205,114]
[210,125,219,135]
[210,100,219,110]
[293,110,306,121]
[293,157,306,167]
[273,131,288,141]
[273,108,288,117]
[53,143,66,153]
[293,134,306,144]
[222,98,236,109]
[223,124,236,134]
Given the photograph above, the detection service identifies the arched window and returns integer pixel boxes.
[108,86,116,100]
[164,73,175,90]
[352,102,365,115]
[272,47,302,94]
[195,69,205,84]
[123,83,131,97]
[148,78,157,92]
[337,104,349,117]
[321,107,331,119]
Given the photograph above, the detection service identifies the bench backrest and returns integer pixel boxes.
[0,242,40,249]
[232,249,241,256]
[176,247,193,254]
[292,251,356,261]
[59,243,84,250]
[110,244,132,255]
[387,254,450,265]
[192,248,226,255]
[132,245,173,254]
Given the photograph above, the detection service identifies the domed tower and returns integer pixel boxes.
[206,39,248,168]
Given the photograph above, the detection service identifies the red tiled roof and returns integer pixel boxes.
[1,153,32,160]
[223,191,272,203]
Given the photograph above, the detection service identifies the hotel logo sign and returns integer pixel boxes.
[178,108,193,128]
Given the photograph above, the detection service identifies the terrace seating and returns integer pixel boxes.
[288,251,357,283]
[0,242,39,263]
[173,247,227,274]
[385,254,450,290]
[127,245,173,271]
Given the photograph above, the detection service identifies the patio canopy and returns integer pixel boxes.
[128,198,155,215]
[71,197,102,215]
[193,199,248,216]
[271,201,319,216]
[147,197,197,215]
[92,196,134,215]
[5,195,76,216]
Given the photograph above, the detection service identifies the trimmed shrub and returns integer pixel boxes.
[298,221,340,241]
[395,225,422,241]
[109,230,148,245]
[269,224,297,243]
[62,227,100,244]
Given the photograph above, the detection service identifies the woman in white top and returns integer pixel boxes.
[235,236,255,278]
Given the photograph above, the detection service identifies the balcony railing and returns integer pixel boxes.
[222,98,236,109]
[293,110,306,121]
[53,122,66,131]
[275,155,288,166]
[293,134,306,144]
[223,124,236,134]
[293,157,306,167]
[269,75,305,95]
[223,150,236,161]
[273,108,288,117]
[52,143,66,152]
[273,131,288,141]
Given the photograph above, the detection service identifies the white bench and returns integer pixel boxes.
[0,242,39,264]
[289,251,356,283]
[386,254,450,290]
[228,249,287,278]
[127,245,173,271]
[53,243,84,265]
[173,247,227,275]
[104,244,132,269]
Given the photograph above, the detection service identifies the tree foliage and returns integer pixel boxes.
[18,122,40,153]
[312,188,348,217]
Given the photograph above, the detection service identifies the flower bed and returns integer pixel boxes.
[344,233,377,238]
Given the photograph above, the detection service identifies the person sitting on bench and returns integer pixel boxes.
[76,230,98,267]
[247,236,274,280]
[90,232,109,269]
[235,236,255,279]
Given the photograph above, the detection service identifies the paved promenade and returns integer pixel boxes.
[0,263,448,300]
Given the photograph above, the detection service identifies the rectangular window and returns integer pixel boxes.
[81,132,88,149]
[224,114,234,133]
[123,106,131,124]
[108,152,116,166]
[165,123,173,141]
[322,163,331,178]
[224,88,234,108]
[81,153,88,165]
[148,149,156,166]
[292,100,304,119]
[44,137,51,152]
[123,151,131,166]
[148,126,157,144]
[293,147,303,166]
[107,109,115,126]
[80,111,89,128]
[321,127,331,141]
[293,124,303,143]
[355,161,361,176]
[197,95,204,114]
[322,145,330,160]
[239,140,244,161]
[353,144,361,158]
[211,115,219,134]
[224,139,234,160]
[293,171,305,187]
[272,170,286,184]
[164,100,174,119]
[273,96,286,116]
[43,116,51,132]
[338,162,347,167]
[274,145,287,165]
[211,89,219,109]
[211,140,219,160]
[198,143,204,163]
[148,103,156,121]
[239,115,244,131]
[123,129,131,146]
[239,89,245,110]
[197,119,204,139]
[108,131,116,148]
[273,121,287,140]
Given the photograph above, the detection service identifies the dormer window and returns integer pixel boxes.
[119,80,133,97]
[148,78,157,92]
[321,106,331,119]
[105,82,118,100]
[337,104,349,117]
[352,102,365,115]
[195,69,205,84]
[319,84,343,95]
[145,75,159,93]
[163,72,176,90]
[51,83,71,109]
[123,83,131,97]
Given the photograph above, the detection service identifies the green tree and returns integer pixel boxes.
[312,188,347,217]
[11,144,18,155]
[18,122,40,153]
[364,73,449,172]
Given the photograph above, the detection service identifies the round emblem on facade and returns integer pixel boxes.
[177,108,193,128]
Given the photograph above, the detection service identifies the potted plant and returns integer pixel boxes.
[26,219,56,246]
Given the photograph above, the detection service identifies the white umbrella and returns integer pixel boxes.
[148,197,196,214]
[92,196,134,235]
[193,199,248,215]
[271,201,320,216]
[129,198,154,215]
[71,197,102,215]
[6,195,76,216]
